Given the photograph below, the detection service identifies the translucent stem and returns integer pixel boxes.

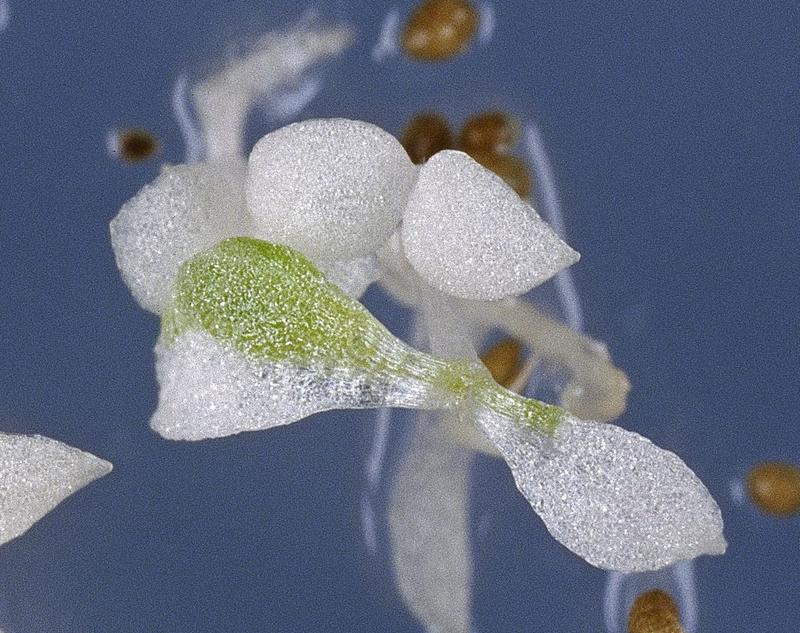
[395,273,565,435]
[473,378,563,435]
[459,297,630,420]
[377,235,630,420]
[386,319,565,436]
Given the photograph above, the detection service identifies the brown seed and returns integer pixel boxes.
[459,111,521,154]
[747,462,800,517]
[401,0,479,62]
[480,338,523,388]
[401,113,453,164]
[627,589,684,633]
[117,129,159,163]
[468,151,532,199]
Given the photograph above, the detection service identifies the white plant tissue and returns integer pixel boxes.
[0,433,112,546]
[109,159,250,314]
[246,118,417,261]
[105,107,725,574]
[315,254,381,298]
[151,330,446,441]
[475,410,727,571]
[389,412,475,633]
[401,150,579,300]
[0,0,9,33]
[192,23,354,159]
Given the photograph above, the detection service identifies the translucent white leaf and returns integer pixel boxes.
[0,433,112,546]
[151,330,448,441]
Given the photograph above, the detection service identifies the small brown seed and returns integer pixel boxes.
[117,129,158,163]
[468,151,532,199]
[627,589,684,633]
[401,113,453,164]
[747,462,800,517]
[480,338,523,388]
[401,0,479,62]
[459,111,520,154]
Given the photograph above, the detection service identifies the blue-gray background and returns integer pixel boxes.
[1,1,798,631]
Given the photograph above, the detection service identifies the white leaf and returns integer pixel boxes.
[476,411,726,571]
[246,118,417,260]
[402,150,579,300]
[0,433,112,546]
[110,159,249,314]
